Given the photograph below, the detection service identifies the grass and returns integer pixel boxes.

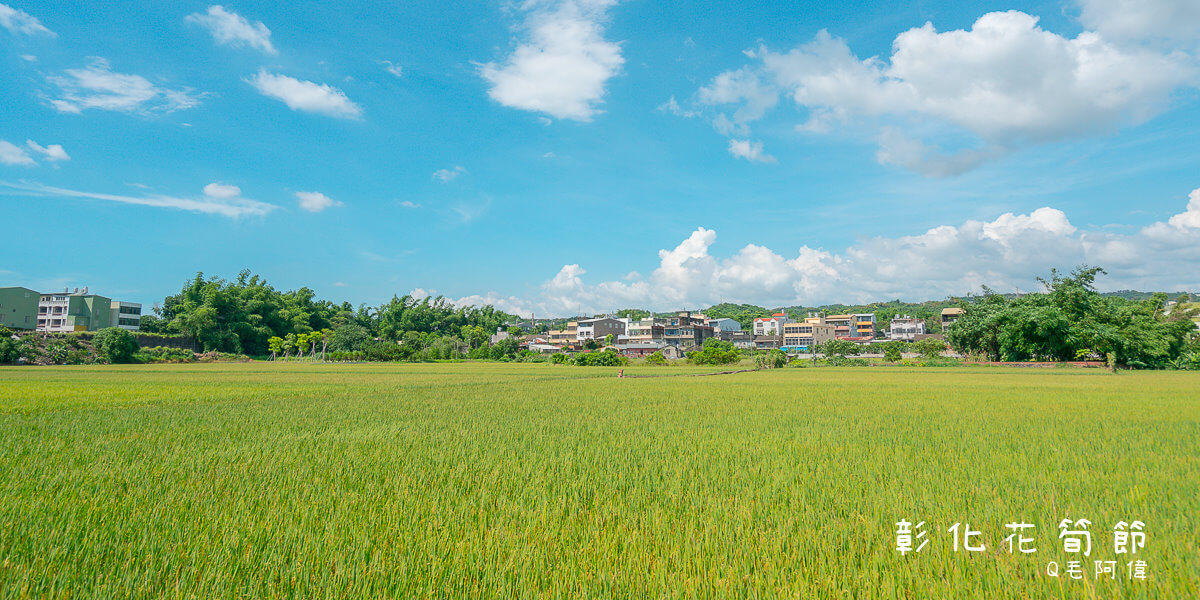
[0,362,1196,598]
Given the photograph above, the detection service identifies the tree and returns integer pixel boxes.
[604,334,615,347]
[883,341,905,362]
[690,338,740,365]
[644,351,667,365]
[912,338,946,359]
[329,323,371,352]
[818,339,860,357]
[267,336,283,360]
[92,327,139,364]
[0,327,33,363]
[490,337,519,360]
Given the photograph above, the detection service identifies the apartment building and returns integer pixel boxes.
[0,286,39,330]
[887,315,926,341]
[782,319,836,351]
[576,317,626,342]
[626,317,665,343]
[547,320,578,347]
[752,312,791,336]
[663,311,714,347]
[37,289,113,332]
[707,317,741,333]
[826,313,876,339]
[111,301,142,331]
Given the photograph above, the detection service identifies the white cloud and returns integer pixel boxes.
[480,0,624,121]
[248,70,363,119]
[432,166,467,182]
[448,187,1200,315]
[0,139,69,166]
[727,139,775,163]
[399,200,421,208]
[203,182,240,198]
[656,96,699,118]
[0,180,278,218]
[0,141,35,166]
[20,54,36,61]
[380,60,403,78]
[295,191,342,212]
[0,3,54,36]
[25,140,69,162]
[185,5,276,54]
[333,281,348,287]
[1078,0,1200,43]
[692,10,1198,175]
[47,58,202,114]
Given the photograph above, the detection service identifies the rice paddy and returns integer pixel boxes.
[0,363,1196,598]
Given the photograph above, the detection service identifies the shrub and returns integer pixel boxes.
[550,352,569,365]
[573,350,627,366]
[92,328,139,364]
[882,341,907,362]
[690,338,740,365]
[912,338,947,359]
[644,351,667,366]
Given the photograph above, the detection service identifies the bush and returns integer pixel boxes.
[817,339,860,358]
[644,351,667,366]
[882,341,907,362]
[912,338,947,359]
[690,338,740,365]
[0,328,34,364]
[328,323,372,352]
[550,352,569,365]
[92,327,139,364]
[573,350,627,366]
[755,349,787,369]
[135,346,197,363]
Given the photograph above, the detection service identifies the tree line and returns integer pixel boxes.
[141,271,516,357]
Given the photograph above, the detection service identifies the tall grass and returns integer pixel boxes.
[0,363,1196,598]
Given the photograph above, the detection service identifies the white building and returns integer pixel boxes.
[752,312,791,337]
[887,315,926,341]
[576,317,627,341]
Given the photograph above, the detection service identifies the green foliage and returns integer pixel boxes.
[690,338,740,365]
[572,350,627,366]
[327,323,371,352]
[817,339,860,357]
[92,328,139,364]
[614,308,650,321]
[947,266,1198,367]
[0,327,34,364]
[912,338,946,359]
[643,351,667,366]
[134,346,198,363]
[550,352,569,365]
[755,348,787,369]
[882,341,906,362]
[158,270,513,355]
[701,303,773,330]
[490,337,519,360]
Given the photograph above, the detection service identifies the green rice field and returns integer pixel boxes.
[0,363,1197,598]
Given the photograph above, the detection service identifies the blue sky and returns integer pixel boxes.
[2,0,1199,316]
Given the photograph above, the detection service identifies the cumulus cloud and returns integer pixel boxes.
[47,58,202,114]
[186,5,276,54]
[0,3,54,36]
[432,166,467,182]
[445,187,1200,315]
[0,139,70,166]
[480,0,624,121]
[0,180,278,218]
[691,10,1198,175]
[25,140,70,162]
[247,70,363,119]
[727,139,775,163]
[0,141,35,166]
[1078,0,1200,43]
[295,191,342,212]
[203,182,240,198]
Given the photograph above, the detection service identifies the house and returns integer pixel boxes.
[782,319,836,352]
[547,320,578,347]
[752,312,791,337]
[34,287,142,332]
[0,286,39,331]
[663,311,715,347]
[827,313,876,340]
[719,330,754,348]
[661,345,684,360]
[576,316,626,342]
[941,307,965,326]
[527,343,562,354]
[887,315,926,341]
[489,328,511,345]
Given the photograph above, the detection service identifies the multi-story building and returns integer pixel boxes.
[707,317,741,333]
[887,315,926,341]
[37,288,113,332]
[663,311,714,347]
[0,286,39,331]
[782,319,836,352]
[752,312,791,337]
[626,317,665,344]
[576,317,626,342]
[547,321,578,347]
[941,307,964,327]
[827,313,876,340]
[111,301,142,331]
